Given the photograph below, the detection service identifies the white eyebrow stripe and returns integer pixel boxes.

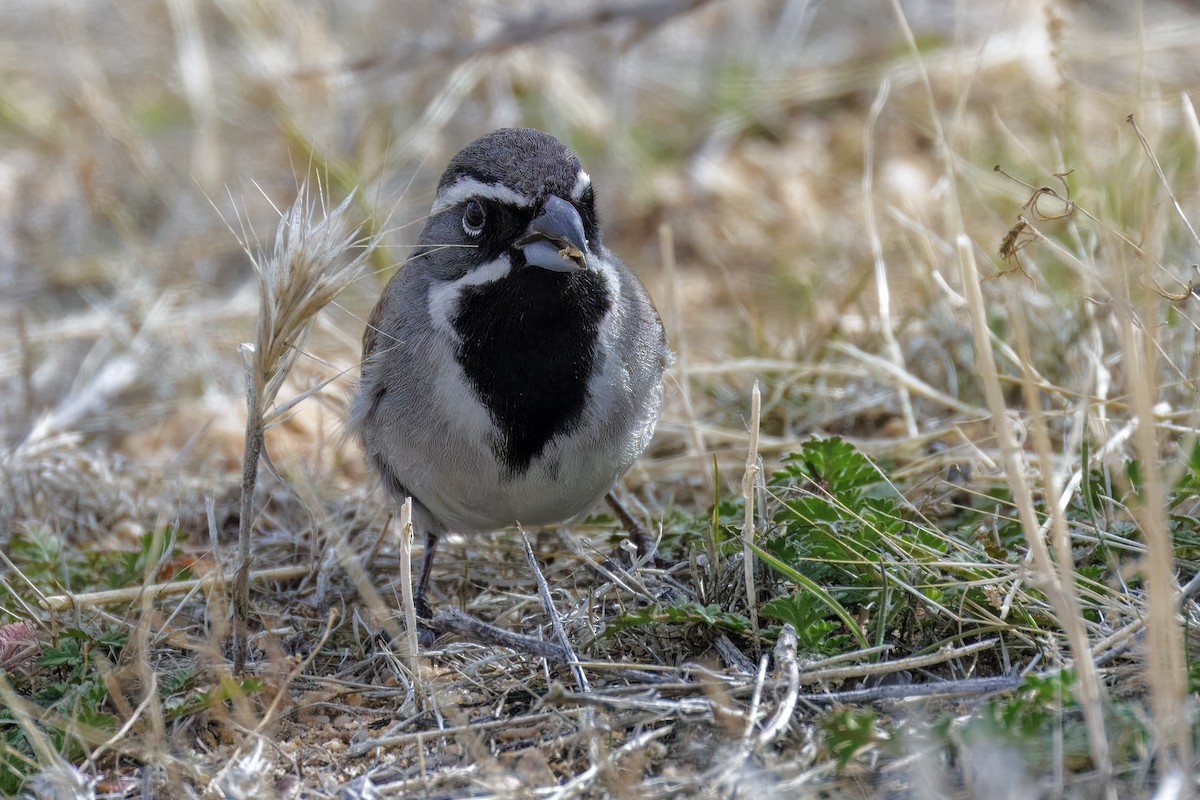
[571,170,591,200]
[433,177,534,212]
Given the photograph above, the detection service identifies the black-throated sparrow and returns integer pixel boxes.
[352,128,669,616]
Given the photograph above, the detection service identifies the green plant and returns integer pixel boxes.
[819,707,884,770]
[606,600,751,635]
[7,527,188,595]
[950,669,1150,775]
[0,625,127,793]
[759,437,1002,653]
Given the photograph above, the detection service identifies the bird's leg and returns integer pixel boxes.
[414,530,439,620]
[605,491,656,566]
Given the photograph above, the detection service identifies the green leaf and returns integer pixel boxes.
[771,437,885,501]
[749,541,870,649]
[94,626,129,652]
[761,593,848,653]
[606,601,751,635]
[1179,438,1200,493]
[820,708,880,769]
[38,639,84,668]
[1125,457,1142,495]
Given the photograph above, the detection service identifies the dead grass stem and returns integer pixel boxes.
[958,235,1114,791]
[225,182,380,671]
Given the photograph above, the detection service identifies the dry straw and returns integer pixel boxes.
[223,181,381,672]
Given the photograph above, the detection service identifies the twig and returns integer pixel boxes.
[1127,114,1200,249]
[755,624,799,747]
[395,499,420,671]
[794,638,997,687]
[604,491,654,563]
[741,380,762,641]
[1091,618,1145,664]
[428,607,570,663]
[348,711,561,756]
[804,673,1022,704]
[546,669,1024,714]
[562,662,682,685]
[744,653,769,743]
[39,565,310,612]
[233,341,265,675]
[521,529,588,693]
[546,686,719,717]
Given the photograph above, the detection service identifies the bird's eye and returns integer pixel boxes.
[462,200,486,235]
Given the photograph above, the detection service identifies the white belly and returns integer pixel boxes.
[400,357,652,533]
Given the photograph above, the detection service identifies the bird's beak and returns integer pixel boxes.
[515,194,588,272]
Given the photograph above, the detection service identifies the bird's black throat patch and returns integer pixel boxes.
[452,267,611,478]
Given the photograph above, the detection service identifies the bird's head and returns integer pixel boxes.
[417,128,603,281]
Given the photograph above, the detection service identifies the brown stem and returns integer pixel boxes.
[233,380,264,675]
[605,491,654,564]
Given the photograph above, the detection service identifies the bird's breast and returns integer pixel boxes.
[450,269,612,478]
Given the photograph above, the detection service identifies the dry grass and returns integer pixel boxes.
[3,0,1200,797]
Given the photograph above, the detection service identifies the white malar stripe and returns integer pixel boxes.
[589,251,621,305]
[427,256,513,339]
[433,177,534,212]
[571,170,591,200]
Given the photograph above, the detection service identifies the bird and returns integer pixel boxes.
[351,127,670,620]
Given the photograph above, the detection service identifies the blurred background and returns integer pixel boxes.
[0,4,1182,473]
